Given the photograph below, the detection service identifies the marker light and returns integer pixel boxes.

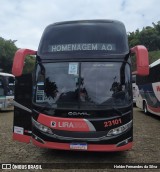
[32,118,53,134]
[107,120,132,136]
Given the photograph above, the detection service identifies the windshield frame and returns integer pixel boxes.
[33,60,132,110]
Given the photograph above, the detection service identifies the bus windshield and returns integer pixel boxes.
[34,62,132,109]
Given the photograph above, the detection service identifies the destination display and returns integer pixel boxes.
[48,43,116,52]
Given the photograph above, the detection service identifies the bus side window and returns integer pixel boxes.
[0,79,4,96]
[5,77,15,96]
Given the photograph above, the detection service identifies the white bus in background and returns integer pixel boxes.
[0,72,15,111]
[132,75,137,105]
[136,59,160,116]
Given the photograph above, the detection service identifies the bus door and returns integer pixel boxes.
[13,74,32,143]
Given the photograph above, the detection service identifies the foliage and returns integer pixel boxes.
[23,55,36,74]
[148,50,160,64]
[0,37,18,73]
[0,37,36,74]
[129,21,160,71]
[128,21,160,51]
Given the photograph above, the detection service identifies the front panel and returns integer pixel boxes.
[13,74,32,143]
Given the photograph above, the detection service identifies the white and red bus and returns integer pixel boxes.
[132,75,137,105]
[12,20,149,151]
[136,59,160,116]
[0,72,15,110]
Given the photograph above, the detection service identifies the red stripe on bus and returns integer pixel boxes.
[13,133,31,143]
[37,113,90,132]
[148,105,160,113]
[32,138,133,151]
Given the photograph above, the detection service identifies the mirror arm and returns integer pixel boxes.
[12,49,36,76]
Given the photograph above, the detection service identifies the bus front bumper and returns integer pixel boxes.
[31,137,133,152]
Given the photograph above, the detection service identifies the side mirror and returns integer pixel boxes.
[12,49,36,76]
[131,45,149,76]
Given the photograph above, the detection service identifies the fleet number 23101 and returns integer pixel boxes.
[104,118,122,128]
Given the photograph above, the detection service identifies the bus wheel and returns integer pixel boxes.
[143,102,148,115]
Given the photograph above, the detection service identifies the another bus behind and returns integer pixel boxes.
[0,72,15,111]
[136,59,160,116]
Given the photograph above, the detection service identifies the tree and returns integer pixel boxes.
[23,55,36,74]
[0,37,18,73]
[139,26,159,51]
[128,21,160,51]
[0,37,36,74]
[128,29,141,48]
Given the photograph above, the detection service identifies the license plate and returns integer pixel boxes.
[70,143,87,150]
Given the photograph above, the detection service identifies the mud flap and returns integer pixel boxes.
[13,74,32,143]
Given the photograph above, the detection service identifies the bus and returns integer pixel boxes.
[132,75,136,105]
[11,20,149,151]
[132,75,139,106]
[136,59,160,116]
[0,72,15,111]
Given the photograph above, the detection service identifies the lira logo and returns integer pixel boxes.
[51,121,56,127]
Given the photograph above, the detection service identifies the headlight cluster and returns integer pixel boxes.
[32,118,53,135]
[107,120,132,136]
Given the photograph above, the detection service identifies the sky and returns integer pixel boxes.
[0,0,160,50]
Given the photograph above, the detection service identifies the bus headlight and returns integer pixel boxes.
[107,120,132,136]
[32,118,53,135]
